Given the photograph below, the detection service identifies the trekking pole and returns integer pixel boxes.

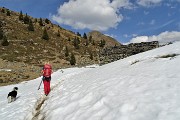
[38,79,43,90]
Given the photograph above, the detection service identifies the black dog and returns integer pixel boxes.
[7,87,18,103]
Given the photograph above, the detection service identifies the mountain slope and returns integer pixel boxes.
[0,7,100,66]
[0,7,121,85]
[0,41,180,120]
[0,7,121,67]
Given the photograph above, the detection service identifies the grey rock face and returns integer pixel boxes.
[99,41,159,65]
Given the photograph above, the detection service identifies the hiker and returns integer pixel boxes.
[41,61,53,96]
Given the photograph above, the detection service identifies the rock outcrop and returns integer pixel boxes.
[99,41,159,64]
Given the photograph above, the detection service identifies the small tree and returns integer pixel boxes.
[42,28,49,40]
[0,30,3,40]
[39,18,43,26]
[65,46,69,57]
[1,8,5,13]
[34,18,37,23]
[1,36,9,46]
[0,25,3,40]
[77,37,80,44]
[73,37,79,49]
[19,11,23,21]
[99,39,106,47]
[83,33,87,39]
[68,37,71,41]
[23,13,29,24]
[77,32,81,37]
[57,30,60,37]
[85,38,89,46]
[70,53,76,65]
[0,21,2,27]
[89,35,92,43]
[102,40,106,47]
[28,19,34,31]
[90,52,93,60]
[92,40,95,45]
[6,10,11,16]
[45,18,50,24]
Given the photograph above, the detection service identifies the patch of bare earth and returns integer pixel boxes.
[0,58,41,86]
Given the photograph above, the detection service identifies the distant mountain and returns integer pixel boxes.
[88,30,121,47]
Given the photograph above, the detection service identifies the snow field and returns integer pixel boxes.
[39,42,180,120]
[0,42,180,120]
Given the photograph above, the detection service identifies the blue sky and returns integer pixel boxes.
[0,0,180,44]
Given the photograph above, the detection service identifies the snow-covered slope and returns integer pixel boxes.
[0,42,180,120]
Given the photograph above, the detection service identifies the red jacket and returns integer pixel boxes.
[42,64,52,77]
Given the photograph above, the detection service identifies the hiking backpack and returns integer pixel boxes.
[43,64,52,77]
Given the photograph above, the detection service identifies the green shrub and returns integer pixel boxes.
[1,36,9,46]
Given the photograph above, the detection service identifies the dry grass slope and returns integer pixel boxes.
[0,7,120,86]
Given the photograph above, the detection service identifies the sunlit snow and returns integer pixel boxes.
[0,42,180,120]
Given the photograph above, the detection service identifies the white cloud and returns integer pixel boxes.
[123,34,138,38]
[52,0,132,31]
[130,36,149,43]
[129,31,180,44]
[144,11,149,15]
[105,33,117,38]
[137,22,145,25]
[124,16,131,20]
[168,13,171,16]
[123,34,129,38]
[111,0,133,9]
[132,34,138,37]
[150,19,155,25]
[137,0,162,7]
[155,20,175,29]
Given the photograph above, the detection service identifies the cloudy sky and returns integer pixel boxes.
[0,0,180,44]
